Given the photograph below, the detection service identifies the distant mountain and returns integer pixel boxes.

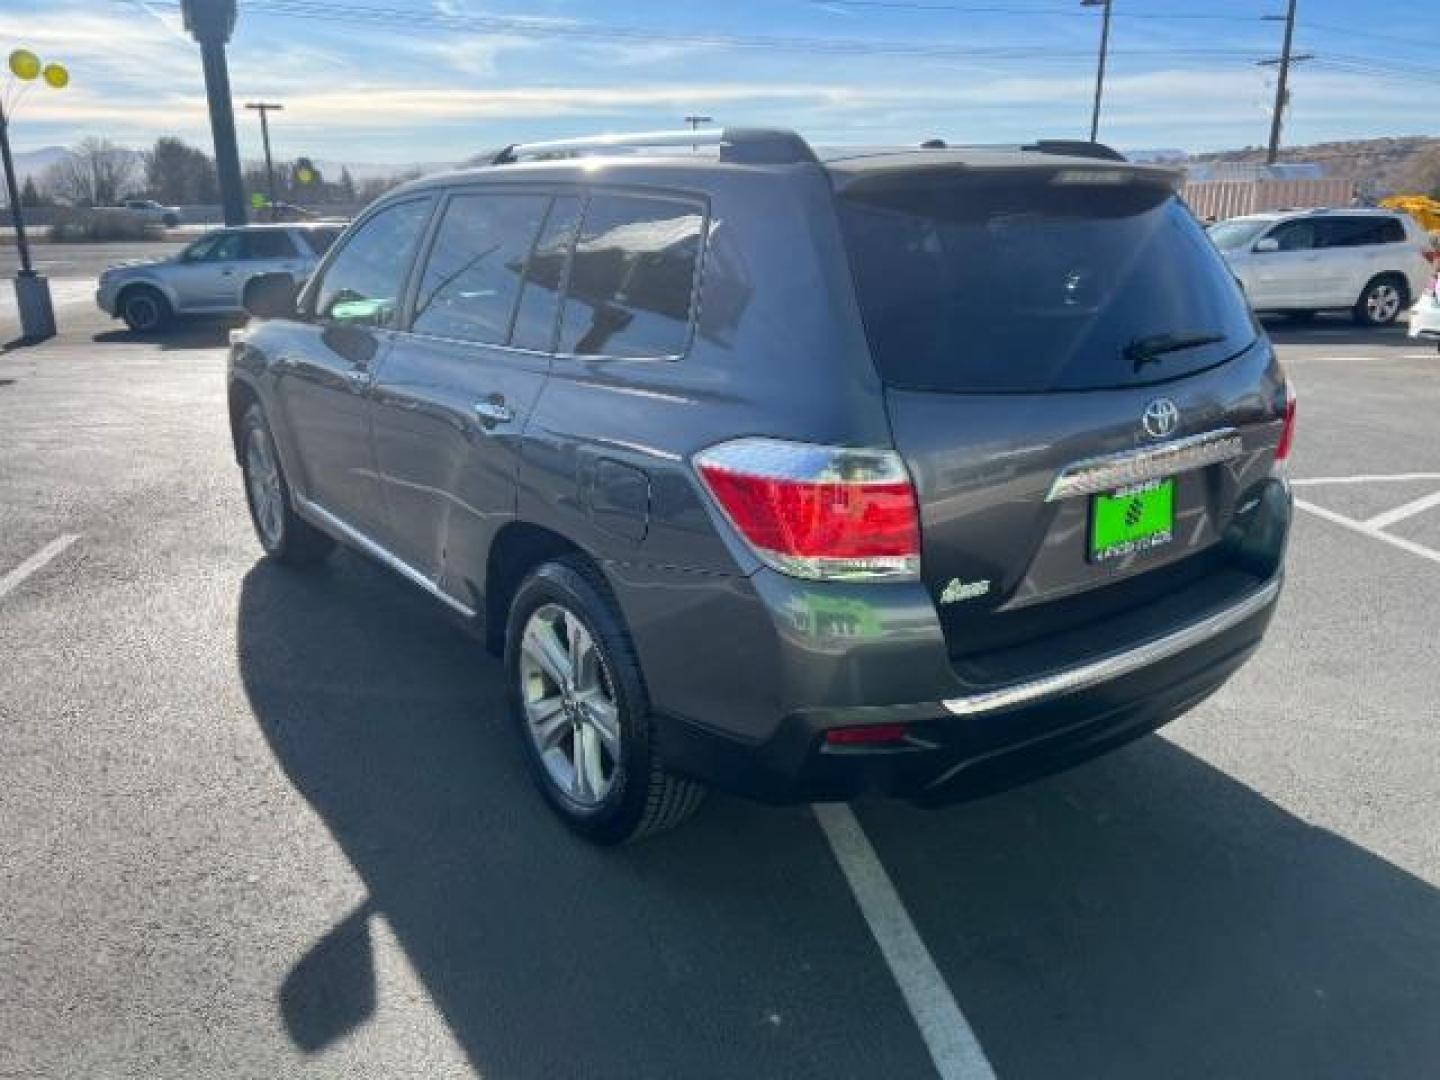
[10,146,77,184]
[1188,136,1440,197]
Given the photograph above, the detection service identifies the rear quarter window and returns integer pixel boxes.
[557,193,706,358]
[839,169,1257,393]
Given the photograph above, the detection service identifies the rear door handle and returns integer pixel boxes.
[474,396,514,427]
[347,368,374,390]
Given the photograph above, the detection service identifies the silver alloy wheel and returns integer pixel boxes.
[519,602,621,806]
[125,293,160,331]
[1367,282,1402,323]
[245,426,285,550]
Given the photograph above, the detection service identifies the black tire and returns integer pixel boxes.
[119,286,172,333]
[238,403,334,566]
[1353,274,1407,327]
[505,558,704,844]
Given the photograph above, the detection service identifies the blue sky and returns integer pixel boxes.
[1,0,1433,166]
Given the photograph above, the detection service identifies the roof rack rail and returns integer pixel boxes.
[485,127,819,167]
[1022,139,1127,162]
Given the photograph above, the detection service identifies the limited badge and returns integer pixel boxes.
[938,578,991,605]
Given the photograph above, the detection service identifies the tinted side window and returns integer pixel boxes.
[558,194,705,358]
[511,196,581,353]
[1379,216,1406,243]
[243,231,298,259]
[313,199,431,328]
[1268,220,1317,251]
[412,192,549,345]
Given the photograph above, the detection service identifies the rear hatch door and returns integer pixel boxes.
[834,158,1285,668]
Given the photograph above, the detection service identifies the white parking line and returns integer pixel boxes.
[1295,500,1440,567]
[813,803,997,1080]
[0,534,80,601]
[1292,473,1440,487]
[1365,490,1440,530]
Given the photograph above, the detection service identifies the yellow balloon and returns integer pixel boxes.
[8,49,41,81]
[42,63,68,89]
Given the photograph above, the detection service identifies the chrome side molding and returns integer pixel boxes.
[1046,428,1244,502]
[294,496,477,619]
[941,576,1280,718]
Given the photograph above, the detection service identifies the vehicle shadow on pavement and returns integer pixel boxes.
[93,321,238,352]
[857,740,1440,1079]
[236,552,1440,1079]
[235,554,938,1080]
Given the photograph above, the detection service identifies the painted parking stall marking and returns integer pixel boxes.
[1294,473,1440,567]
[813,803,997,1080]
[0,534,80,602]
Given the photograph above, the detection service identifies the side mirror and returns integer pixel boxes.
[1253,238,1280,253]
[244,273,301,320]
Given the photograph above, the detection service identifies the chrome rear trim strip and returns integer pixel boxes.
[941,576,1280,718]
[294,496,477,619]
[1046,428,1244,502]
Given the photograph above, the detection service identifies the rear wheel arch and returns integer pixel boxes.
[484,522,599,656]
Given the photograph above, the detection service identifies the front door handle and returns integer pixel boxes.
[474,395,514,428]
[347,368,374,391]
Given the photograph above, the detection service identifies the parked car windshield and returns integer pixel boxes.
[1207,217,1274,251]
[838,168,1257,393]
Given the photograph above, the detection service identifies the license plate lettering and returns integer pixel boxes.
[1090,478,1175,562]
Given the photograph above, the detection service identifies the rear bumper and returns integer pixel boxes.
[654,574,1280,804]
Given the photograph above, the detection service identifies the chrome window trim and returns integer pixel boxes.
[1045,428,1245,502]
[293,496,476,619]
[941,575,1280,718]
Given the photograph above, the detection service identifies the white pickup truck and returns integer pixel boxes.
[112,199,182,228]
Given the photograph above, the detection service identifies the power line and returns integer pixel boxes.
[805,0,1272,21]
[121,0,1273,64]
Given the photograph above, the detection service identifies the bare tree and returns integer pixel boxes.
[40,138,140,207]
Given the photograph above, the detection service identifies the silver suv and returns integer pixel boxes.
[1209,208,1433,326]
[97,223,343,332]
[230,129,1292,843]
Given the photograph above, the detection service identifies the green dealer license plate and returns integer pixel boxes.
[1090,478,1175,562]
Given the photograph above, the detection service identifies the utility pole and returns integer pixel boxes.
[684,114,713,151]
[1081,0,1112,143]
[1260,0,1312,165]
[245,101,283,215]
[182,0,246,225]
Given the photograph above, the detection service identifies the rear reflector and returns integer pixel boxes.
[694,438,921,581]
[825,723,908,746]
[1275,382,1297,462]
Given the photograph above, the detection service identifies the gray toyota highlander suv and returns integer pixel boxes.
[228,129,1294,843]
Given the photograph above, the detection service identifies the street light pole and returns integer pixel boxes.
[182,0,246,226]
[245,102,284,215]
[1082,0,1113,143]
[4,49,68,342]
[0,98,34,276]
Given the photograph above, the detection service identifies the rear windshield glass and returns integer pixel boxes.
[839,169,1256,393]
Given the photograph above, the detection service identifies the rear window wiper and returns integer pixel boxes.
[1124,331,1226,371]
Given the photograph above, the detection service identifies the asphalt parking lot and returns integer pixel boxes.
[2,281,1439,1078]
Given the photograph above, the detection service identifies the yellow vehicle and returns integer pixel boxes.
[1380,194,1440,233]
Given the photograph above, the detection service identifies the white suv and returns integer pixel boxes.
[1209,208,1433,326]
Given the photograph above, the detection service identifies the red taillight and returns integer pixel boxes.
[694,438,920,581]
[1275,383,1297,462]
[825,723,908,746]
[1424,249,1439,268]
